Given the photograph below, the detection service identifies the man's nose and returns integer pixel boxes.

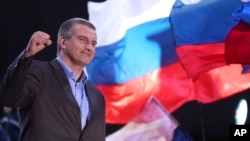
[85,43,94,51]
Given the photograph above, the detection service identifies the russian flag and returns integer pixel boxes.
[225,1,250,65]
[87,0,250,124]
[172,0,241,80]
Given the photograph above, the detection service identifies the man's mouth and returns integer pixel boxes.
[81,51,90,56]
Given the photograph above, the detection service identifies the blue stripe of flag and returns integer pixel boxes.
[170,0,241,46]
[87,18,178,84]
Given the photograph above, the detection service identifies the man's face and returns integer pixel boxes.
[61,24,97,67]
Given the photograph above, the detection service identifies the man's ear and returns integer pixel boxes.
[58,36,66,49]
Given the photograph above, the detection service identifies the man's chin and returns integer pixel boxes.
[79,56,93,65]
[81,60,92,66]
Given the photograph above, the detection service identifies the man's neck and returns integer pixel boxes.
[58,55,83,81]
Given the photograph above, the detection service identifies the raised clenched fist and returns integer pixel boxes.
[24,31,52,58]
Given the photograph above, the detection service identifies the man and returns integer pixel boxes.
[0,18,106,141]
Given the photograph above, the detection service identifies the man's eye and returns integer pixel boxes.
[80,38,86,41]
[92,42,97,46]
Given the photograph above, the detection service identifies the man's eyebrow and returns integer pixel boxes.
[78,35,88,39]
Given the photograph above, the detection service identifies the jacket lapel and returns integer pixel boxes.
[50,59,82,131]
[80,82,96,134]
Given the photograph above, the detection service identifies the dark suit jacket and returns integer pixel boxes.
[0,51,106,141]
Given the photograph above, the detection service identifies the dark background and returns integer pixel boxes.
[0,0,249,141]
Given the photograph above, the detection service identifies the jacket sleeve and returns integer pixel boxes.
[0,50,40,107]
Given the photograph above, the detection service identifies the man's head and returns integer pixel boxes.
[57,18,97,67]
